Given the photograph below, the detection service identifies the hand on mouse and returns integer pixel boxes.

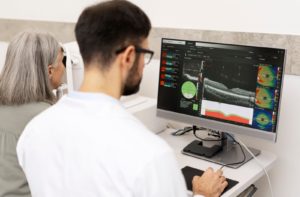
[192,167,228,197]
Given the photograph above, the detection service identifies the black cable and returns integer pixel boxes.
[172,125,246,168]
[220,133,246,169]
[171,126,193,136]
[192,125,226,142]
[192,126,246,168]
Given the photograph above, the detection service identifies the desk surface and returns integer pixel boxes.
[158,128,277,197]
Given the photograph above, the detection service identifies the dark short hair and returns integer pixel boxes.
[75,0,151,69]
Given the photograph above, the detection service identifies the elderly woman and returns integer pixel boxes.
[0,30,65,197]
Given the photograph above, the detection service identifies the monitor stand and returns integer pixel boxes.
[182,129,261,169]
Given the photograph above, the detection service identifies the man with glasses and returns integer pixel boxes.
[17,1,227,197]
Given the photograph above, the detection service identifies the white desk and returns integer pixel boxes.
[158,128,277,197]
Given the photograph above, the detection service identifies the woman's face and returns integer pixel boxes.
[48,49,65,89]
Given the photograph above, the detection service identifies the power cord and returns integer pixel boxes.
[193,127,246,167]
[219,133,246,169]
[171,126,194,136]
[234,136,274,197]
[172,125,272,196]
[192,126,226,142]
[173,125,246,168]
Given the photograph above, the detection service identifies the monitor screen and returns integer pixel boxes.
[157,38,286,142]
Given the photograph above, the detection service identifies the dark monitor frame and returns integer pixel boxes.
[157,38,286,142]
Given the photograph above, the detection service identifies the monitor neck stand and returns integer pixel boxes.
[182,126,261,168]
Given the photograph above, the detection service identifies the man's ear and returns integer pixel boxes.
[120,45,136,71]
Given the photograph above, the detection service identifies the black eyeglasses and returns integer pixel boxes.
[115,46,154,65]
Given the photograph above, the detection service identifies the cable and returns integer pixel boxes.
[192,126,226,142]
[192,127,246,167]
[172,125,270,196]
[219,133,246,169]
[193,131,226,142]
[193,126,246,168]
[172,125,246,170]
[171,126,193,136]
[234,136,274,197]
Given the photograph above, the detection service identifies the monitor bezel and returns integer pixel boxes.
[156,38,287,142]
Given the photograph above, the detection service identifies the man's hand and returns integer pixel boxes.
[192,167,228,197]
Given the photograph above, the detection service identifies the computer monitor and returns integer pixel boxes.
[157,38,285,168]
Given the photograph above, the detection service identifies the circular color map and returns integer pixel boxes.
[181,81,197,99]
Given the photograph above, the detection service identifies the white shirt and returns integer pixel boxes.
[17,92,188,197]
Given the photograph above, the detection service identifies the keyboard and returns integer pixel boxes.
[181,166,239,195]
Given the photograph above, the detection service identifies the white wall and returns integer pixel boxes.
[1,0,300,35]
[0,0,98,22]
[134,0,300,35]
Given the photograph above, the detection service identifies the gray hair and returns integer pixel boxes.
[0,30,60,105]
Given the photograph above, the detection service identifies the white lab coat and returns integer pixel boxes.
[17,92,188,197]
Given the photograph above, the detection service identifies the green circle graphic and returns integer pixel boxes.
[181,81,197,99]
